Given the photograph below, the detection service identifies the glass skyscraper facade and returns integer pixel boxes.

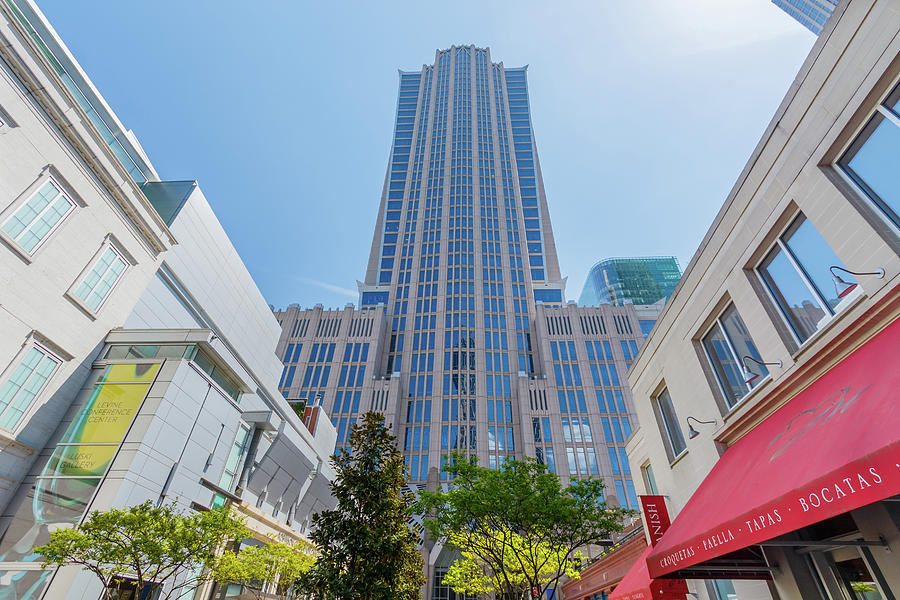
[579,256,682,308]
[274,46,650,597]
[772,0,839,34]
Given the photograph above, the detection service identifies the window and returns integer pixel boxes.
[838,83,900,228]
[701,304,766,407]
[0,343,62,431]
[107,578,161,600]
[219,424,250,491]
[1,178,76,255]
[654,387,686,459]
[758,214,855,344]
[72,242,129,312]
[708,579,739,600]
[641,463,659,495]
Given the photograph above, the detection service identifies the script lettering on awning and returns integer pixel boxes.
[647,318,900,579]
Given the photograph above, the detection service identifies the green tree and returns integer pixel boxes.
[418,454,631,600]
[298,411,425,600]
[441,528,584,599]
[36,501,247,600]
[210,536,316,599]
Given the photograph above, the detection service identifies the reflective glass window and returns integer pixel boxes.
[655,388,685,458]
[838,85,900,227]
[759,215,854,343]
[701,305,766,407]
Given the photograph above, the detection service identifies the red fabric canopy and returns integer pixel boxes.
[609,546,688,600]
[647,317,900,579]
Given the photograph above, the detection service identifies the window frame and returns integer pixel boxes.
[699,304,767,410]
[0,173,79,261]
[641,462,659,495]
[0,339,63,435]
[652,386,687,463]
[66,236,132,317]
[834,81,900,236]
[219,422,251,492]
[755,214,859,347]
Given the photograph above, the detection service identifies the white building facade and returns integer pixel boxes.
[0,2,337,599]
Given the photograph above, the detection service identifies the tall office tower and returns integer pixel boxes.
[579,256,682,307]
[274,46,648,598]
[771,0,839,34]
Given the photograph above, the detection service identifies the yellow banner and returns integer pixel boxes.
[62,363,160,445]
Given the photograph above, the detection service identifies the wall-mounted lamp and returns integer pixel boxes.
[742,355,782,384]
[687,416,717,440]
[830,266,885,299]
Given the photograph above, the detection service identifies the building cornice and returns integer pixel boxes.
[0,1,175,254]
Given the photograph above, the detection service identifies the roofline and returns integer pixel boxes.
[634,0,849,351]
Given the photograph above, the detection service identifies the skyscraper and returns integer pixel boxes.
[771,0,839,34]
[579,256,682,308]
[274,46,649,598]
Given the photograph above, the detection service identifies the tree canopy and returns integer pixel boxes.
[418,454,631,599]
[299,411,425,600]
[210,536,315,599]
[36,501,247,600]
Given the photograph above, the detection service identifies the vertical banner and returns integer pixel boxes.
[640,495,673,547]
[0,362,160,600]
[639,495,689,597]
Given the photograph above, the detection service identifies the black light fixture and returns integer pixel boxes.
[830,265,885,299]
[687,416,717,439]
[742,355,782,384]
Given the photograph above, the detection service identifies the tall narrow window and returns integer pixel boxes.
[73,244,128,311]
[0,343,62,430]
[219,424,250,491]
[641,463,659,495]
[654,387,686,459]
[701,304,766,406]
[758,214,855,344]
[1,178,76,254]
[838,83,900,228]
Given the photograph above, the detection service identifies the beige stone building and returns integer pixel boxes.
[272,44,672,598]
[619,1,900,599]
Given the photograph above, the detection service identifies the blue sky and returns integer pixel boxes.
[38,0,815,309]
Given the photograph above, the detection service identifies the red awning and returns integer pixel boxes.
[610,546,689,600]
[647,317,900,579]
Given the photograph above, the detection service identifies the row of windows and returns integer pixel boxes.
[652,79,900,460]
[403,425,431,452]
[565,446,599,477]
[2,177,131,315]
[561,416,593,443]
[0,173,145,430]
[404,453,430,482]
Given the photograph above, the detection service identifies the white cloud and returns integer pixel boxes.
[295,277,357,298]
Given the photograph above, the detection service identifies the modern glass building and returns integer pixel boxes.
[274,46,654,598]
[771,0,839,34]
[578,256,682,308]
